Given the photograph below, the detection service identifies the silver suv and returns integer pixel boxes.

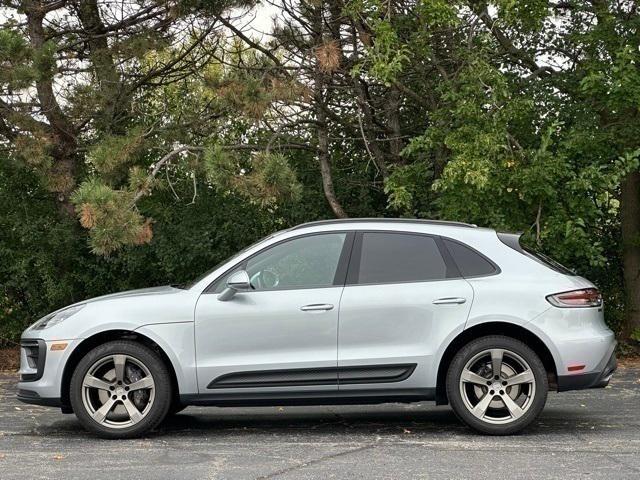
[18,219,617,438]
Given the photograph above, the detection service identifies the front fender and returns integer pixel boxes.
[134,322,198,395]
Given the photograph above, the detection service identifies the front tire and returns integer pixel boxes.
[446,335,548,435]
[70,340,172,439]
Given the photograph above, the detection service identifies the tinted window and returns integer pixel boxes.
[522,246,574,275]
[355,232,447,284]
[443,239,497,277]
[215,233,347,292]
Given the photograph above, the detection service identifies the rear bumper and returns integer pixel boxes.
[557,341,617,392]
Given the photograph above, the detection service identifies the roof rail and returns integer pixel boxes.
[290,218,477,230]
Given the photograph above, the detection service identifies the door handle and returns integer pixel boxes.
[300,303,334,312]
[432,297,467,305]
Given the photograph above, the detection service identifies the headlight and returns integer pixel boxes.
[30,305,85,330]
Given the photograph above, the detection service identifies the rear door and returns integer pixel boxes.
[337,231,474,392]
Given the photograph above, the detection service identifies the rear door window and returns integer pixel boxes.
[352,232,448,284]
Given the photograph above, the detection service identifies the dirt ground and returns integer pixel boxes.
[0,347,19,372]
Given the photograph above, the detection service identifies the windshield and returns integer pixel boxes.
[178,230,287,289]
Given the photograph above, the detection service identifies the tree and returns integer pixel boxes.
[2,0,639,342]
[0,0,280,254]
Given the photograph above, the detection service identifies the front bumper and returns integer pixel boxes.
[557,341,617,392]
[16,388,63,407]
[17,337,80,409]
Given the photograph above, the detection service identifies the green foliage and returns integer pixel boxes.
[203,144,302,205]
[346,0,410,85]
[71,178,149,255]
[384,163,433,214]
[202,143,238,190]
[353,19,409,85]
[0,157,279,345]
[494,0,548,31]
[87,127,147,178]
[0,28,36,88]
[3,0,640,342]
[33,41,57,81]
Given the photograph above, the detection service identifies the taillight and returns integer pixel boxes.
[546,288,602,308]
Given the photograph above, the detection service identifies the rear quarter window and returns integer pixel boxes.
[442,238,498,278]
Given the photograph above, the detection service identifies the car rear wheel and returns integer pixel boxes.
[446,335,548,435]
[70,340,171,439]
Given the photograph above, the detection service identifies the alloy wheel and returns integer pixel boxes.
[458,348,536,425]
[81,354,155,429]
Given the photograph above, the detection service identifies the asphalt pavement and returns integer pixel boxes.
[1,364,639,480]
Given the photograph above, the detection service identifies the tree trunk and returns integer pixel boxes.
[352,77,389,178]
[385,85,403,165]
[620,170,640,339]
[75,0,128,132]
[311,1,347,219]
[25,2,78,216]
[318,135,348,218]
[315,92,347,218]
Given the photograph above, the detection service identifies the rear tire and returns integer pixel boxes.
[446,335,548,435]
[70,340,172,439]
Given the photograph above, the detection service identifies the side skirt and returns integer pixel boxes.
[180,388,435,408]
[206,364,417,389]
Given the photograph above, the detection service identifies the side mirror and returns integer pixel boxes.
[218,270,251,301]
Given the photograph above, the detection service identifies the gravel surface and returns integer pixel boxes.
[1,365,639,480]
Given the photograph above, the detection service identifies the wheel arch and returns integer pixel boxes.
[60,330,180,411]
[434,322,558,405]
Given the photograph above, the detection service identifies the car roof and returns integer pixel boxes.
[290,218,477,230]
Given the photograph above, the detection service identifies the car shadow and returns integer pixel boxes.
[37,408,594,438]
[30,404,602,439]
[158,406,465,435]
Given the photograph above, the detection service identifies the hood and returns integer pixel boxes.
[78,285,183,306]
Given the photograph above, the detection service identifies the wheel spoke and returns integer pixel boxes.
[128,376,154,391]
[92,398,116,424]
[83,352,157,428]
[122,398,143,424]
[501,393,525,419]
[461,369,489,386]
[113,355,126,382]
[490,349,504,378]
[471,392,495,419]
[507,370,534,386]
[83,375,112,391]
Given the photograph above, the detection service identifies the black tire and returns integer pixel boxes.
[446,335,548,435]
[167,401,187,416]
[70,340,172,439]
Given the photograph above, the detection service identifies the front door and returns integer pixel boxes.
[194,232,352,393]
[337,231,473,392]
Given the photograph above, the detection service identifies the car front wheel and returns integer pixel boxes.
[446,335,548,435]
[70,340,172,439]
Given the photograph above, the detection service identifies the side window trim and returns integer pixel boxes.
[345,230,461,286]
[435,236,462,278]
[440,236,501,278]
[203,231,355,294]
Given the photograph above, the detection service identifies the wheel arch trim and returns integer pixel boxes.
[59,327,194,409]
[433,321,560,405]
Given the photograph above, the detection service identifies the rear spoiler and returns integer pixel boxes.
[496,232,525,253]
